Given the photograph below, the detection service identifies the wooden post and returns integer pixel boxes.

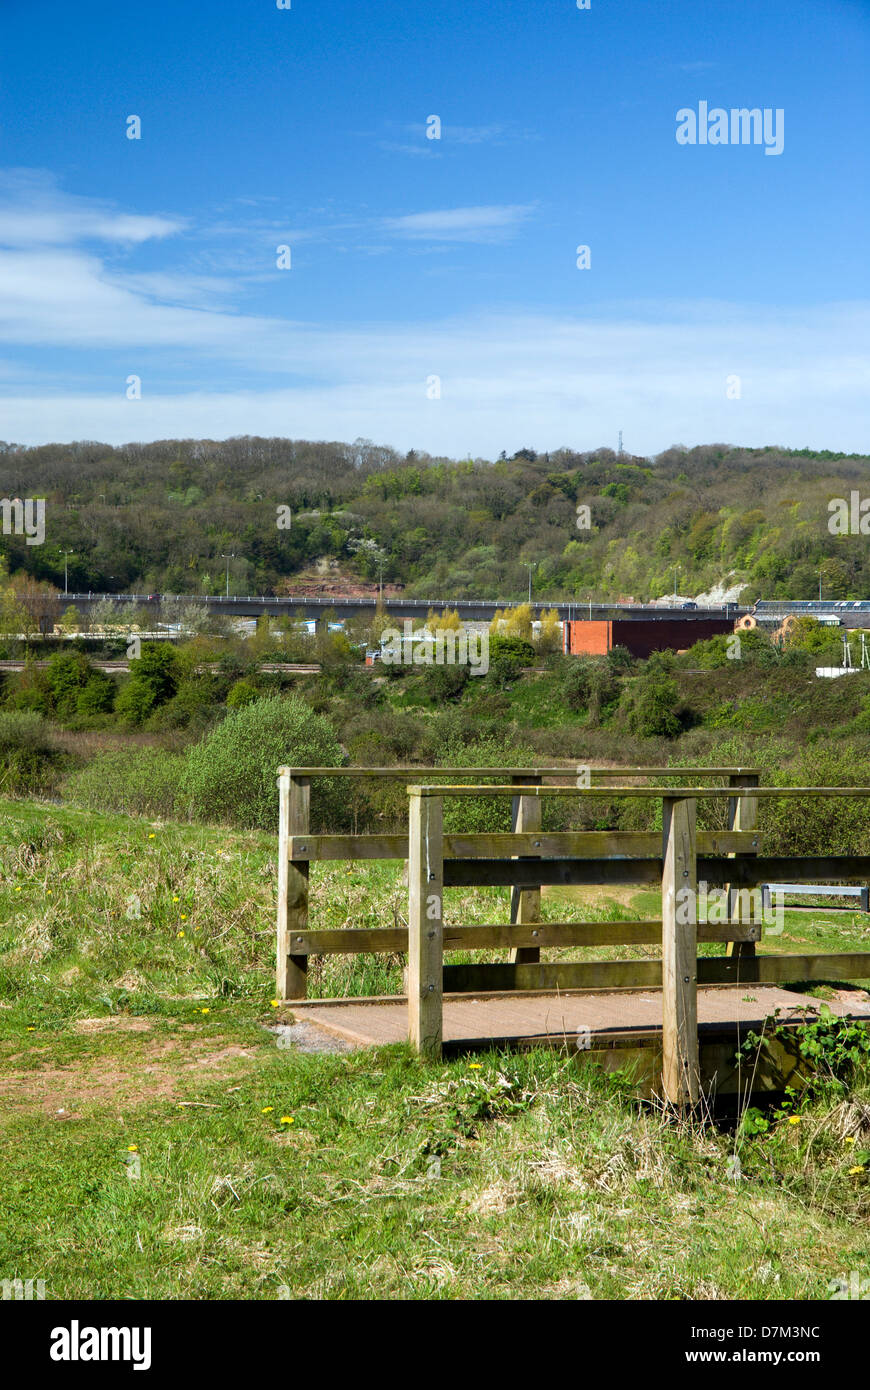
[276,769,310,1000]
[408,790,444,1059]
[661,796,699,1106]
[509,774,542,965]
[726,773,759,959]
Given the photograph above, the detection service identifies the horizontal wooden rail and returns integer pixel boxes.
[287,918,760,955]
[287,830,760,862]
[444,858,664,887]
[442,854,870,889]
[709,856,870,887]
[409,785,870,799]
[278,765,761,780]
[441,952,870,994]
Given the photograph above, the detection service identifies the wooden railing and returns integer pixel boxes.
[406,784,870,1103]
[276,764,759,1001]
[275,766,870,1104]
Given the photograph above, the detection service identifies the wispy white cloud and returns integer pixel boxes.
[382,204,535,242]
[0,170,183,246]
[0,174,866,457]
[446,123,532,145]
[379,120,536,154]
[1,299,867,457]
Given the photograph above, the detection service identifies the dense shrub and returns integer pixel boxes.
[486,634,536,690]
[63,748,183,819]
[432,733,537,834]
[115,644,180,725]
[76,672,116,717]
[148,674,221,731]
[226,678,259,709]
[621,665,682,739]
[423,663,470,703]
[180,694,345,830]
[0,710,64,794]
[562,657,621,723]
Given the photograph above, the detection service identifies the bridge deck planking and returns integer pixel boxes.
[285,984,870,1051]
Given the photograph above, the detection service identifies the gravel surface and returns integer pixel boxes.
[268,1021,360,1054]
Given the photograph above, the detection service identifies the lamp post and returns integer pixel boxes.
[221,553,236,599]
[62,550,74,596]
[673,564,681,605]
[524,561,537,604]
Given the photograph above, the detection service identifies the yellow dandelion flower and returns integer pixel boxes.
[172,896,179,902]
[14,886,21,892]
[270,999,280,1008]
[181,914,187,921]
[148,833,155,839]
[127,1145,138,1152]
[200,1007,209,1015]
[46,889,52,895]
[787,1115,801,1125]
[261,1106,274,1114]
[177,930,185,938]
[468,1062,483,1070]
[280,1116,294,1125]
[26,1026,36,1032]
[848,1165,865,1175]
[845,1136,856,1145]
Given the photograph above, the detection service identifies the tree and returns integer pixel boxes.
[115,642,180,724]
[59,605,80,635]
[181,695,344,829]
[9,576,60,637]
[621,669,681,738]
[536,608,562,653]
[490,603,533,643]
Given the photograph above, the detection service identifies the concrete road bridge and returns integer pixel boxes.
[63,592,747,627]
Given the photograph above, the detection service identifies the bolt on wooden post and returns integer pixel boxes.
[408,789,444,1059]
[509,774,542,965]
[276,768,310,1000]
[661,795,699,1106]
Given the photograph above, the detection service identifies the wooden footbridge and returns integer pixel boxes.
[275,766,870,1104]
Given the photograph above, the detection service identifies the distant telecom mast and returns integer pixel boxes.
[617,431,624,456]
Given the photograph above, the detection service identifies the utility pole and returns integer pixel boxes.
[524,561,537,604]
[673,564,681,605]
[618,430,623,456]
[221,552,236,599]
[62,550,74,596]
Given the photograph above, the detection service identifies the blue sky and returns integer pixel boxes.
[0,0,867,455]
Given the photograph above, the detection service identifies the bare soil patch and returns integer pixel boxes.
[0,1032,257,1123]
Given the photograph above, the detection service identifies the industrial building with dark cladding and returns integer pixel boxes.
[562,614,735,659]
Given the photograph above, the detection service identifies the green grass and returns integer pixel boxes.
[2,796,870,1300]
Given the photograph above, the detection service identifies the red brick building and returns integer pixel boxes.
[563,616,734,660]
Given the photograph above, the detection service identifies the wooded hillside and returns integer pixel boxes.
[1,437,868,602]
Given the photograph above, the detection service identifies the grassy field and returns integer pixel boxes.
[2,796,870,1300]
